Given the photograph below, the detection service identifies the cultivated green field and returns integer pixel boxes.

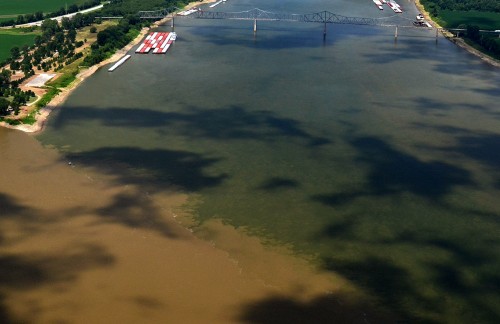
[0,30,39,62]
[0,0,88,18]
[438,10,500,29]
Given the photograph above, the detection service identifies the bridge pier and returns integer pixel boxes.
[254,19,257,33]
[323,22,327,38]
[395,26,398,40]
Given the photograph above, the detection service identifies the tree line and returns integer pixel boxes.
[421,0,500,14]
[83,15,144,65]
[465,25,500,58]
[100,0,191,16]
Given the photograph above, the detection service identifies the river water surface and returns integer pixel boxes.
[2,0,500,322]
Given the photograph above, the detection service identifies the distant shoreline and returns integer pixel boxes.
[413,0,500,68]
[0,0,216,134]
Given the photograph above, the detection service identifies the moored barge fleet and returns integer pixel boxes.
[135,32,177,54]
[370,0,402,13]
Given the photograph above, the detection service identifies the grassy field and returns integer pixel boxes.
[0,0,88,18]
[0,30,39,62]
[437,10,500,29]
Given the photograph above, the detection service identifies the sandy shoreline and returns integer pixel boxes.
[0,0,215,134]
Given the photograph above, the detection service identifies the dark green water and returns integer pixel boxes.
[38,0,500,322]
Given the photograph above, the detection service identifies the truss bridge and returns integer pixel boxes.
[138,7,436,39]
[193,8,389,26]
[141,8,415,26]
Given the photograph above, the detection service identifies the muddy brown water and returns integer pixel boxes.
[1,128,386,323]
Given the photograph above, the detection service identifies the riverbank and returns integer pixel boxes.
[414,0,500,68]
[0,25,150,133]
[0,0,216,134]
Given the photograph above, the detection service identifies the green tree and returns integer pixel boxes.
[34,11,44,21]
[16,15,25,25]
[67,29,77,43]
[466,25,480,41]
[10,61,21,71]
[41,19,59,38]
[0,97,9,115]
[0,69,12,96]
[61,17,73,30]
[10,47,20,60]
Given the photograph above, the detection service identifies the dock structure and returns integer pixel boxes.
[135,32,177,54]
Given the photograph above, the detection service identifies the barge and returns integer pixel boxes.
[135,32,177,54]
[108,54,131,72]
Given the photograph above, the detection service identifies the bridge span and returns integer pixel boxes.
[138,7,436,38]
[140,8,414,26]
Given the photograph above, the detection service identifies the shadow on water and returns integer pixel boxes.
[446,133,500,169]
[0,192,37,219]
[0,193,116,323]
[472,86,500,98]
[308,136,500,322]
[95,192,179,238]
[318,228,500,323]
[362,37,498,77]
[0,192,45,242]
[49,105,331,147]
[257,177,300,191]
[0,245,115,324]
[239,292,393,324]
[322,257,427,323]
[0,245,114,290]
[411,123,500,182]
[66,146,228,192]
[412,96,494,116]
[313,136,473,205]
